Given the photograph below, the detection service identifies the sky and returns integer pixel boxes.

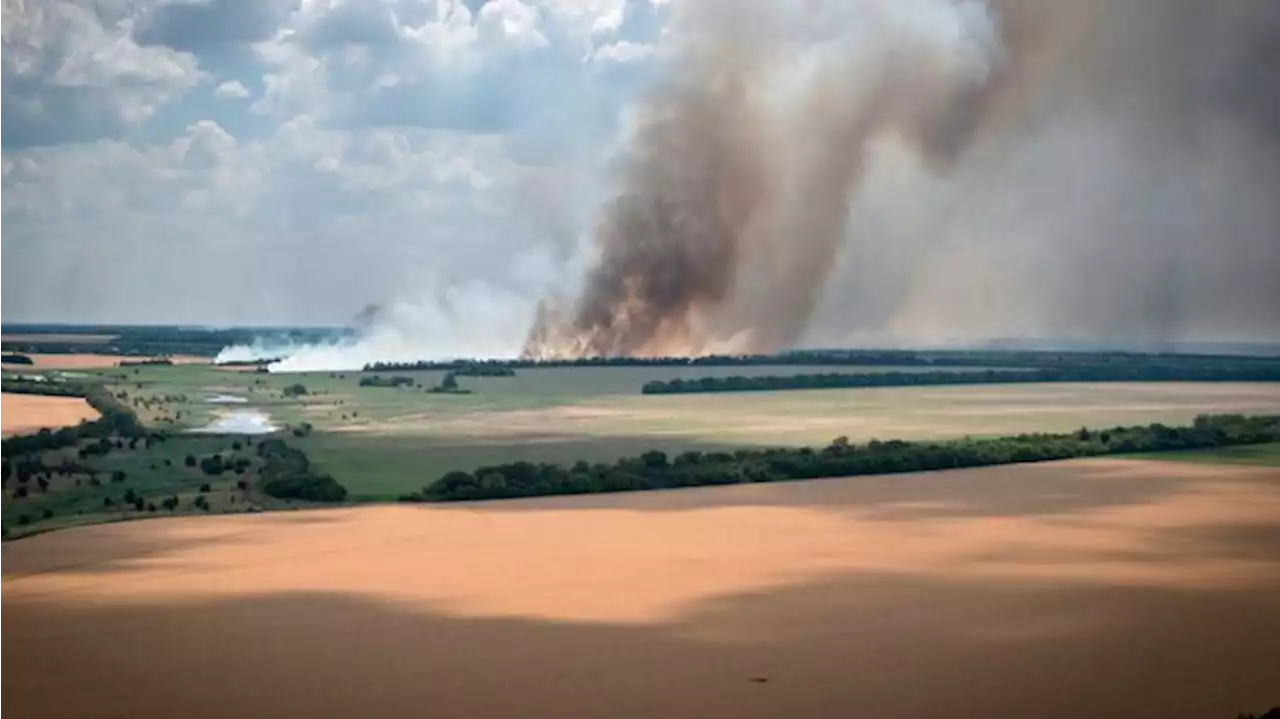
[2,0,667,326]
[3,0,1278,354]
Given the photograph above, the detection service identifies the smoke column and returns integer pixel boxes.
[525,0,1280,358]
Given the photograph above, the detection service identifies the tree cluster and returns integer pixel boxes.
[256,439,348,502]
[2,353,34,365]
[400,414,1280,502]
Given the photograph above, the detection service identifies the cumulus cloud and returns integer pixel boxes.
[2,0,204,148]
[213,79,251,99]
[133,0,294,51]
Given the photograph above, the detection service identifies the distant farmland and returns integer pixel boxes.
[7,360,1270,500]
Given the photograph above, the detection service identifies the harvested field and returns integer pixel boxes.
[0,392,99,436]
[3,353,209,369]
[5,458,1279,718]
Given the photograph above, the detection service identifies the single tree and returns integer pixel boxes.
[184,454,197,468]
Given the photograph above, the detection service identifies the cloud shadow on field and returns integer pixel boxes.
[4,572,1279,719]
[5,456,1280,718]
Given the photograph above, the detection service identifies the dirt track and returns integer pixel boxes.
[4,458,1279,718]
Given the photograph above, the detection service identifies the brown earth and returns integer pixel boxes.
[4,458,1279,719]
[4,353,210,369]
[0,392,100,436]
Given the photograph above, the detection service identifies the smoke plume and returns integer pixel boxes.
[524,0,1280,358]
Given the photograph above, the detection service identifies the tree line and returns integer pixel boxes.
[398,414,1280,502]
[2,353,34,365]
[641,365,1280,394]
[1,383,147,458]
[363,360,516,376]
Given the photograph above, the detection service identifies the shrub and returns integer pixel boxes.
[184,455,197,467]
[199,455,225,475]
[198,483,211,493]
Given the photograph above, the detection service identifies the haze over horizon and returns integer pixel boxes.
[4,0,1279,357]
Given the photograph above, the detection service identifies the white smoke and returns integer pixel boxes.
[217,244,592,372]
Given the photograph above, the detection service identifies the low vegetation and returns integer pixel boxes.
[400,414,1280,502]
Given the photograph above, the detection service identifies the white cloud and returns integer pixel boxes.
[591,39,656,63]
[213,79,251,100]
[3,0,203,147]
[1,0,667,323]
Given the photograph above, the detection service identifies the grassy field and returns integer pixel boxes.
[6,361,1280,506]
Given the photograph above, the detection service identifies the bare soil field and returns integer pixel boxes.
[6,353,210,369]
[5,458,1278,718]
[0,392,100,436]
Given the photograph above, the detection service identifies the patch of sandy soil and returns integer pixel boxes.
[4,458,1279,718]
[0,392,100,436]
[5,353,211,369]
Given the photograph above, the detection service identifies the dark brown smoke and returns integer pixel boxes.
[525,0,1280,358]
[523,0,1005,358]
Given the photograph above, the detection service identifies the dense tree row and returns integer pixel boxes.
[399,414,1280,502]
[256,439,348,502]
[363,360,516,376]
[2,353,34,365]
[641,365,1280,394]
